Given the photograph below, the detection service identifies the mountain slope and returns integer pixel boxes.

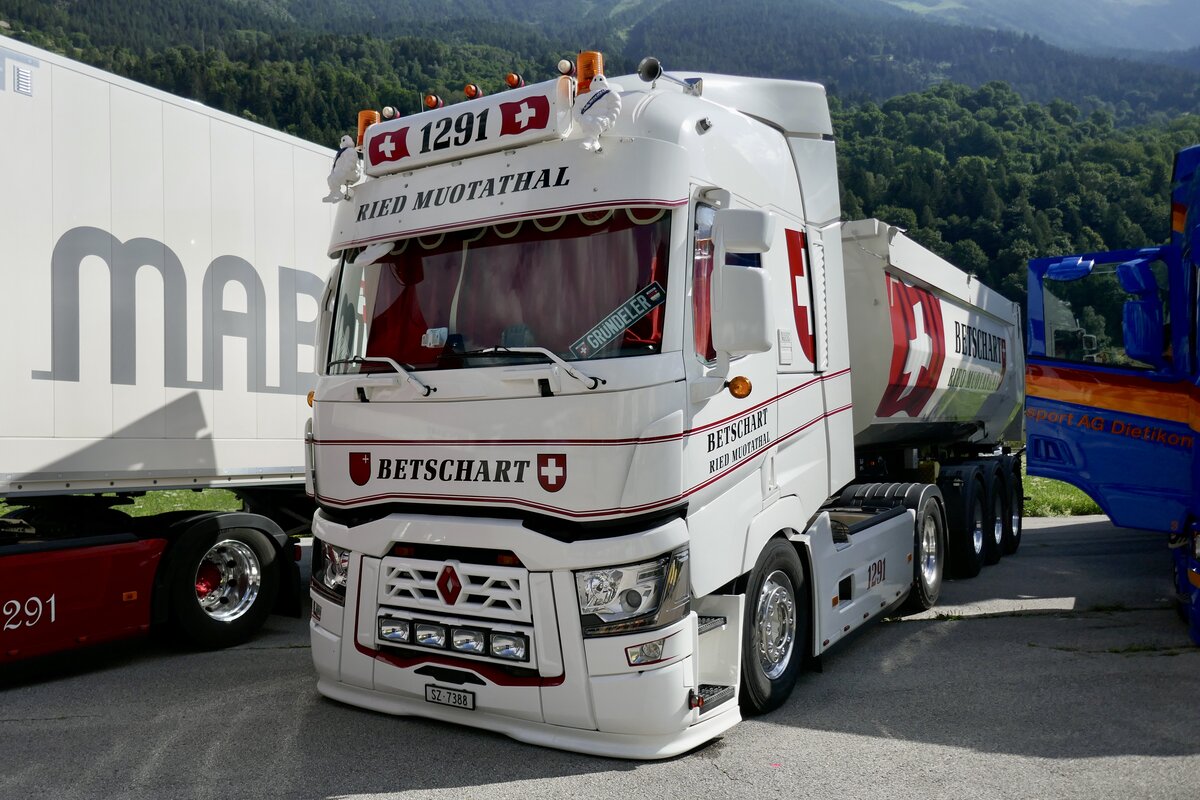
[880,0,1200,54]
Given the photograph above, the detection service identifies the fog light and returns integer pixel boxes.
[378,618,410,643]
[452,628,486,654]
[625,637,666,666]
[415,623,446,648]
[490,633,528,661]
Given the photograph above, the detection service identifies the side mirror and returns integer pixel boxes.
[1044,256,1094,282]
[711,208,775,356]
[1122,299,1166,369]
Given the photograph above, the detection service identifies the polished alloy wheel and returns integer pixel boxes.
[194,539,262,622]
[755,570,797,680]
[921,512,940,588]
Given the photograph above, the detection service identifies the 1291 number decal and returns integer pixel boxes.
[867,559,886,589]
[3,594,56,631]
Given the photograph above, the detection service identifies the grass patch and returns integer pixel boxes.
[1023,473,1102,517]
[1,489,241,518]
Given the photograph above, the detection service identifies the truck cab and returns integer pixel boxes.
[1026,145,1200,644]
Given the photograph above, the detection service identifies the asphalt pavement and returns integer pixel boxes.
[1,516,1196,800]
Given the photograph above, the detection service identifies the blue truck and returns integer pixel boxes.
[1026,145,1200,644]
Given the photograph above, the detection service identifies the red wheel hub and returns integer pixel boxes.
[195,563,222,598]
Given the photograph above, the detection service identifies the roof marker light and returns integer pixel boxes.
[505,72,526,89]
[424,94,445,110]
[464,83,485,99]
[556,58,575,77]
[381,106,400,120]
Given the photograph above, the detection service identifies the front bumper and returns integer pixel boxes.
[308,509,740,759]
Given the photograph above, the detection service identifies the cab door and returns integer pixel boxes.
[1026,246,1197,534]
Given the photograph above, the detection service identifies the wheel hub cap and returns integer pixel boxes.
[755,570,796,680]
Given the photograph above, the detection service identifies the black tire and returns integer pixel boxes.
[901,488,946,613]
[167,526,279,649]
[1002,466,1023,555]
[740,538,807,715]
[942,470,986,579]
[977,463,1006,567]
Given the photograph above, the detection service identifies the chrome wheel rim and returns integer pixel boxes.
[972,502,984,555]
[992,496,1004,546]
[755,570,797,680]
[1011,488,1022,536]
[194,539,261,622]
[921,513,940,588]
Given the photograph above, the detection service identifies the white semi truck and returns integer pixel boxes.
[0,36,334,662]
[306,54,1024,758]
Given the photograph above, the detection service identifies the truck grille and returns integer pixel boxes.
[379,557,530,624]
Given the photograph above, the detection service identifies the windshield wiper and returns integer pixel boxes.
[327,356,434,396]
[469,347,605,390]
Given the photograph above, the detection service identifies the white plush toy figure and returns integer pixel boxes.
[324,134,362,202]
[574,74,621,153]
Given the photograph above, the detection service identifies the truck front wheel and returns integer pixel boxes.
[168,527,279,649]
[902,489,946,612]
[740,538,807,715]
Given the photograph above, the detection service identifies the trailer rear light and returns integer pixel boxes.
[415,623,447,648]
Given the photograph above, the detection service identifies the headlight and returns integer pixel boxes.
[575,548,690,637]
[311,537,350,603]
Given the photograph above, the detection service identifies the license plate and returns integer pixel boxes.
[425,685,475,710]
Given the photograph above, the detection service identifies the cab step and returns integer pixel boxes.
[691,683,736,714]
[696,615,727,635]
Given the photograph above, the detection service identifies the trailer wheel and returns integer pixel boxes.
[942,472,986,579]
[740,538,807,715]
[1002,468,1023,555]
[168,527,279,649]
[901,490,946,612]
[978,464,1006,567]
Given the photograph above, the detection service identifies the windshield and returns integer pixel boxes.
[328,208,671,373]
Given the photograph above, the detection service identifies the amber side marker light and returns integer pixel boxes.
[307,391,315,408]
[727,376,752,399]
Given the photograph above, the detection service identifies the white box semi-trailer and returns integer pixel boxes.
[0,35,335,662]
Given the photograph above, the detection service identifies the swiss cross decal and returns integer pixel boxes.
[537,454,567,492]
[876,276,946,418]
[785,229,817,364]
[368,128,411,166]
[499,95,550,135]
[349,452,372,486]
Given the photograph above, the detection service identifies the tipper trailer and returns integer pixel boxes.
[306,54,1024,758]
[0,36,334,662]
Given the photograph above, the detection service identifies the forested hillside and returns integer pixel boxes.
[2,0,1198,311]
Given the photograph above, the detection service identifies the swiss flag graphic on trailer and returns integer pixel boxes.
[876,276,946,418]
[537,454,567,492]
[349,452,372,487]
[499,96,551,136]
[368,129,411,167]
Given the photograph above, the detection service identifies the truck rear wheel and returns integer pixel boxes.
[942,470,986,579]
[740,538,807,715]
[168,527,279,649]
